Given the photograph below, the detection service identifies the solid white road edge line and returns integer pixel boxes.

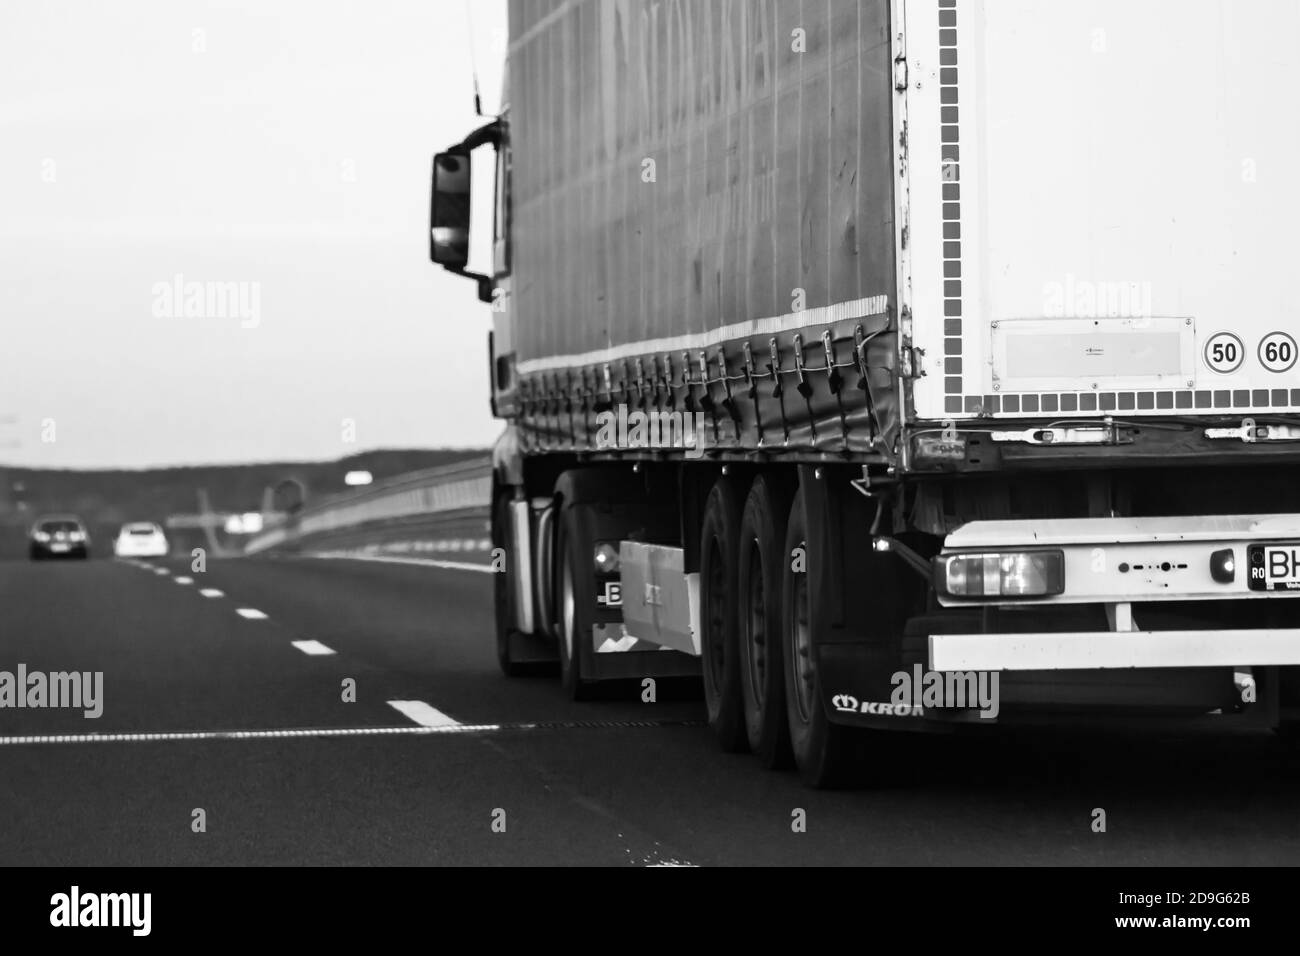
[0,725,507,746]
[386,700,461,728]
[0,717,706,747]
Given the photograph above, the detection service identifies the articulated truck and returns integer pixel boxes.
[431,0,1300,786]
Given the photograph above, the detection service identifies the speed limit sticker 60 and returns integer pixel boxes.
[1204,332,1245,374]
[1259,331,1298,373]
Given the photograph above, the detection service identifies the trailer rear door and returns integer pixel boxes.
[904,0,1300,421]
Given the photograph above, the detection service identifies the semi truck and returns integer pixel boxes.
[430,0,1300,786]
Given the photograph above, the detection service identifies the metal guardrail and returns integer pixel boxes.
[244,457,492,556]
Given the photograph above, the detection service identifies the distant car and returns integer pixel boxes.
[113,522,169,558]
[28,515,90,561]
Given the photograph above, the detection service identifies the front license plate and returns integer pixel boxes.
[1248,544,1300,591]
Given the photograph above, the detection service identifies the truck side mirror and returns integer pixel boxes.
[430,150,472,269]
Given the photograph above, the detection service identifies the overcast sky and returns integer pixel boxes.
[0,0,508,469]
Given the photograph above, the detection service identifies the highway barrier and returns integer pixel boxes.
[243,457,492,558]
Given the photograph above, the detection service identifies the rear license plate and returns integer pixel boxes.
[1248,544,1300,591]
[50,543,69,553]
[597,581,622,607]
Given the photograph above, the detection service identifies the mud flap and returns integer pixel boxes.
[799,465,920,729]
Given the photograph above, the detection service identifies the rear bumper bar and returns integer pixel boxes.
[929,629,1300,671]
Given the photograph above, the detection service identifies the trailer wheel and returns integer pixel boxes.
[556,506,596,701]
[700,477,749,752]
[738,476,793,768]
[782,487,855,788]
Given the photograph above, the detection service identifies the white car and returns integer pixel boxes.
[113,522,169,558]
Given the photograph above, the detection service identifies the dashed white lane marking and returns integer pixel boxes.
[152,568,169,576]
[291,640,336,656]
[387,700,461,728]
[199,588,223,598]
[173,576,193,585]
[309,553,494,574]
[236,608,268,620]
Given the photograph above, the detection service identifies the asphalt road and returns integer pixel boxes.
[2,552,1300,866]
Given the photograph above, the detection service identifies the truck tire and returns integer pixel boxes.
[737,476,793,769]
[700,477,748,752]
[556,505,596,701]
[492,491,531,677]
[782,486,856,788]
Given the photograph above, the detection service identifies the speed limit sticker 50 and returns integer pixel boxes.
[1204,331,1245,374]
[1259,331,1298,373]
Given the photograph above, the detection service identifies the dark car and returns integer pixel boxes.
[28,515,91,560]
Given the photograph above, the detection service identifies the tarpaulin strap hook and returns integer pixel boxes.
[549,372,562,417]
[793,334,814,399]
[633,357,648,408]
[770,337,790,443]
[681,350,696,413]
[744,341,765,446]
[564,370,579,448]
[854,325,871,390]
[824,331,850,447]
[698,349,720,446]
[717,346,735,404]
[768,338,782,397]
[696,351,715,413]
[823,330,843,394]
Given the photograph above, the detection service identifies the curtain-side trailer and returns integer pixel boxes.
[430,0,1300,786]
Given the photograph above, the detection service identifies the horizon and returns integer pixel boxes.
[0,443,491,474]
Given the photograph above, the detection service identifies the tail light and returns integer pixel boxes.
[1209,548,1236,584]
[593,541,620,575]
[936,550,1065,599]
